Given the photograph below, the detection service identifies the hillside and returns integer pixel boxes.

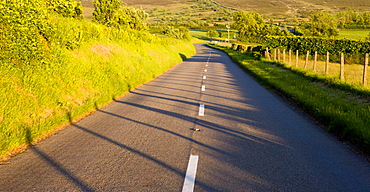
[1,0,196,160]
[213,0,370,17]
[115,0,370,19]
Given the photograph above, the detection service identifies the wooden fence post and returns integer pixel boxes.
[288,49,292,65]
[325,51,329,75]
[340,53,345,80]
[304,51,309,70]
[283,49,286,62]
[313,51,317,73]
[274,49,277,61]
[295,50,299,68]
[265,48,268,59]
[278,49,281,61]
[364,53,369,86]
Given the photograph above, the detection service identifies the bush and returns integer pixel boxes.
[163,26,191,40]
[47,0,83,19]
[0,0,54,66]
[206,30,220,38]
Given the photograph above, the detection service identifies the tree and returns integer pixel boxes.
[115,6,148,30]
[363,12,370,26]
[92,0,148,30]
[366,32,370,41]
[47,0,83,19]
[92,0,121,27]
[163,26,191,40]
[206,30,220,38]
[0,0,53,66]
[233,11,264,31]
[337,9,364,28]
[233,11,286,42]
[298,11,338,37]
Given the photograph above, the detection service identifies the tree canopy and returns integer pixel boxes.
[92,0,148,30]
[296,11,338,37]
[233,11,289,42]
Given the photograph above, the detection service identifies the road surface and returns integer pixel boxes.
[1,43,370,191]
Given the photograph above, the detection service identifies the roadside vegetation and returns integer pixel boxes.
[209,44,370,155]
[0,0,195,160]
[3,0,370,160]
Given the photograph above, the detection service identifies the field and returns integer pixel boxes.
[338,30,370,40]
[112,0,370,19]
[81,0,233,24]
[80,0,370,26]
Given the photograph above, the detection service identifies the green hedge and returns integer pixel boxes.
[264,36,370,55]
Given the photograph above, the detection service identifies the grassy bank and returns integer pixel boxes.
[0,12,195,160]
[208,44,370,155]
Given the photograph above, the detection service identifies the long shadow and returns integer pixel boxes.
[136,88,247,106]
[25,128,94,192]
[129,91,255,119]
[71,124,220,191]
[113,100,284,147]
[97,109,230,155]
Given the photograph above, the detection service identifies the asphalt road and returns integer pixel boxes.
[1,43,370,191]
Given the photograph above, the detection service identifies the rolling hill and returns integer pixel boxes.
[80,0,370,21]
[122,0,370,16]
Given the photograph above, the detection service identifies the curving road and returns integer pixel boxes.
[1,43,370,191]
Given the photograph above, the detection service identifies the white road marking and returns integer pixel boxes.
[199,104,205,116]
[203,76,206,80]
[201,85,205,91]
[204,69,207,72]
[182,155,199,192]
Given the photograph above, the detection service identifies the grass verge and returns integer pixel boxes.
[208,43,370,155]
[0,15,195,162]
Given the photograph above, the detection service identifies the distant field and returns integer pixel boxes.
[122,0,189,6]
[338,30,370,40]
[116,0,370,19]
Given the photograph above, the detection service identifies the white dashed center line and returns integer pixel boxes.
[203,76,206,80]
[198,104,205,116]
[182,155,199,192]
[201,85,205,91]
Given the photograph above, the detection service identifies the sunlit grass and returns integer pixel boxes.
[278,54,369,87]
[0,16,195,160]
[338,30,370,40]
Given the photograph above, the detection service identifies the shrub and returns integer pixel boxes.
[92,0,121,26]
[206,30,220,38]
[47,0,83,19]
[0,0,54,66]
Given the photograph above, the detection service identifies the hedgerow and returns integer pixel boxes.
[263,36,370,55]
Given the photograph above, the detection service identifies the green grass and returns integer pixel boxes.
[338,30,370,40]
[190,29,214,41]
[0,14,195,160]
[272,51,370,87]
[190,29,238,42]
[209,43,370,155]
